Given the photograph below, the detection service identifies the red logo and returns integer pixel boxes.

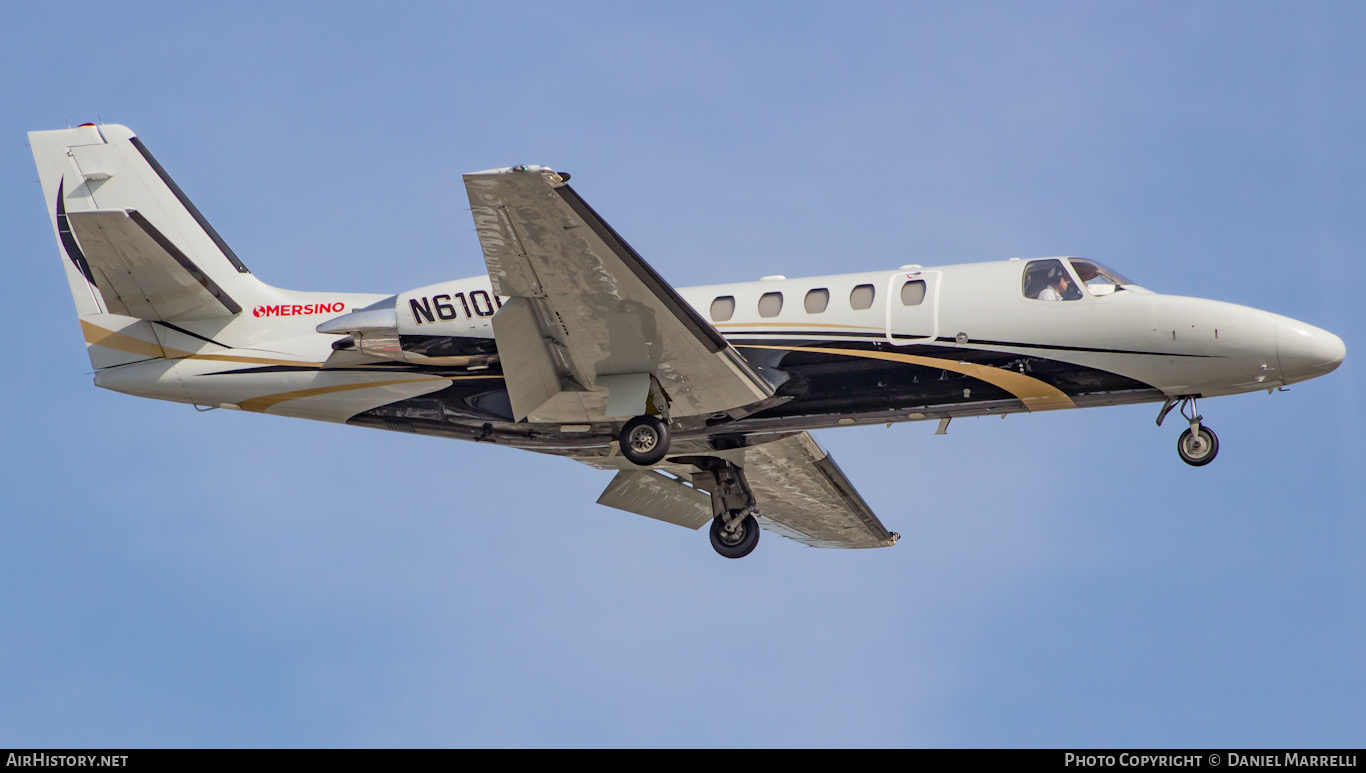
[252,302,346,318]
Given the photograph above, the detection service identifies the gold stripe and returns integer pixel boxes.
[81,320,182,359]
[235,377,451,413]
[82,321,325,366]
[191,353,326,367]
[746,344,1076,412]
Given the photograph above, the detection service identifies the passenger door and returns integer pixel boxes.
[885,269,941,345]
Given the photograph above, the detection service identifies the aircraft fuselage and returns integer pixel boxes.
[87,256,1344,464]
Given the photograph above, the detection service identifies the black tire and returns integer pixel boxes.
[620,415,669,466]
[709,513,760,559]
[1177,426,1219,466]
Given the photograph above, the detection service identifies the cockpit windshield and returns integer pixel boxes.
[1068,258,1133,293]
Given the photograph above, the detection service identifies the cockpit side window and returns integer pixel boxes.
[1068,258,1133,295]
[1023,259,1082,301]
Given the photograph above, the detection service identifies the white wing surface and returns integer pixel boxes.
[464,166,774,424]
[742,432,897,549]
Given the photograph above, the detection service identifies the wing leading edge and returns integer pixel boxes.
[464,166,774,424]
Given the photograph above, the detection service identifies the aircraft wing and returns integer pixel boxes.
[596,432,899,550]
[463,166,774,424]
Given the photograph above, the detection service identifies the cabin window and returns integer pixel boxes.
[1022,259,1082,301]
[850,284,876,310]
[804,288,830,313]
[900,280,926,306]
[711,296,736,322]
[758,292,784,318]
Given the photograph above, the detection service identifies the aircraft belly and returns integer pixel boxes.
[732,340,1159,421]
[339,337,1166,452]
[236,376,456,422]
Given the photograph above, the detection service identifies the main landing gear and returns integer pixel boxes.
[703,459,760,559]
[711,513,760,559]
[619,415,670,466]
[1157,396,1219,467]
[618,379,674,467]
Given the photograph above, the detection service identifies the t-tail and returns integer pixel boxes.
[30,123,357,372]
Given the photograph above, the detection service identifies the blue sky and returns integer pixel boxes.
[2,2,1361,747]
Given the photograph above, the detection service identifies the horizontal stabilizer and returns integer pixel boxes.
[65,209,241,320]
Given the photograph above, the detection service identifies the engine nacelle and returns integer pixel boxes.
[316,276,501,367]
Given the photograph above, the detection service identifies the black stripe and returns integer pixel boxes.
[153,321,233,349]
[94,356,162,370]
[554,183,729,354]
[197,365,383,376]
[194,363,504,377]
[55,178,97,285]
[125,211,242,315]
[129,136,251,274]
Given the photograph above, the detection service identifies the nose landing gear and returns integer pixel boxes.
[1177,424,1219,466]
[1157,396,1220,466]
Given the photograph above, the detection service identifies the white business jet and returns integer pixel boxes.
[31,124,1345,559]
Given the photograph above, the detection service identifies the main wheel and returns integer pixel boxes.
[1177,426,1219,466]
[709,513,760,559]
[620,415,670,466]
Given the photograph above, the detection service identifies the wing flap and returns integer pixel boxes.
[66,208,240,320]
[491,296,572,421]
[596,470,713,530]
[465,167,773,422]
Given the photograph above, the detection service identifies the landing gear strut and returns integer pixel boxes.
[1157,396,1219,467]
[620,415,670,466]
[702,459,760,559]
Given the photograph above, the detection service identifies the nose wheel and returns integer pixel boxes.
[1158,396,1220,467]
[1177,425,1219,466]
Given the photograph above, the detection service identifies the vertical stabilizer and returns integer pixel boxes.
[30,124,276,368]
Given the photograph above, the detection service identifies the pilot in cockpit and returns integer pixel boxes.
[1036,266,1075,301]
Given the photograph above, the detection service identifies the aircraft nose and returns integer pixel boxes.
[1276,317,1346,384]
